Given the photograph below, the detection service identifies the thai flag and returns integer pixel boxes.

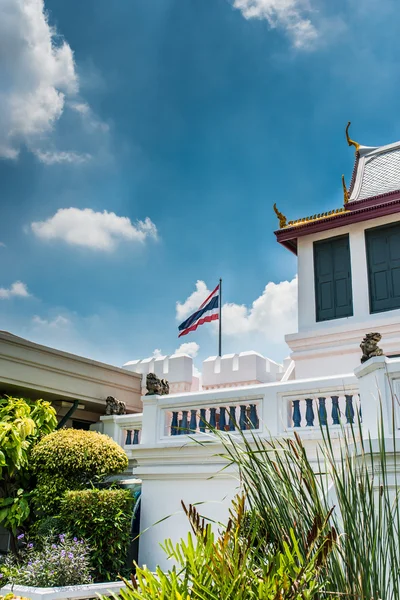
[178,283,220,338]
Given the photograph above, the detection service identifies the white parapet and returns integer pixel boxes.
[202,351,283,389]
[123,353,198,394]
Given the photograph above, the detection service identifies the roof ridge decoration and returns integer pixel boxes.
[342,174,349,204]
[273,204,348,230]
[286,207,348,228]
[346,121,360,153]
[273,203,287,228]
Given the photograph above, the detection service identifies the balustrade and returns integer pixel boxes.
[288,393,360,428]
[166,401,261,436]
[125,427,141,445]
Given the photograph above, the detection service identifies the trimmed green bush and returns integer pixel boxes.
[60,488,134,582]
[31,429,128,515]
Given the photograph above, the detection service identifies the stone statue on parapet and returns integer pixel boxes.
[105,395,126,415]
[146,372,169,395]
[360,332,384,363]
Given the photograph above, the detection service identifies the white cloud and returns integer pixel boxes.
[31,208,158,251]
[176,280,211,321]
[0,281,30,299]
[222,277,297,342]
[152,348,164,359]
[176,277,297,345]
[175,341,200,358]
[233,0,318,49]
[69,102,109,133]
[32,149,92,165]
[32,315,70,328]
[0,0,78,159]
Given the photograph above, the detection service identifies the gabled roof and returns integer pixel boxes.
[348,142,400,203]
[274,125,400,254]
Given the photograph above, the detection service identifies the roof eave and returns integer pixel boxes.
[276,197,400,251]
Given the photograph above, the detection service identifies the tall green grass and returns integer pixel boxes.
[218,405,400,599]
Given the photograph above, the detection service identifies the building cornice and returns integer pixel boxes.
[275,197,400,254]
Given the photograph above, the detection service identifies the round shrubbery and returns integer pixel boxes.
[32,429,128,478]
[31,429,128,515]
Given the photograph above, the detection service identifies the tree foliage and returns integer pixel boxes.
[0,396,57,549]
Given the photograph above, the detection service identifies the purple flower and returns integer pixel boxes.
[73,537,78,542]
[0,573,3,579]
[68,553,73,559]
[28,562,32,567]
[27,543,34,548]
[52,544,57,549]
[17,533,25,540]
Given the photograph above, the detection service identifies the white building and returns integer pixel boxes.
[123,350,284,394]
[101,127,400,571]
[275,132,400,378]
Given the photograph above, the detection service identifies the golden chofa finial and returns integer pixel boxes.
[345,121,360,153]
[342,174,349,204]
[273,203,287,228]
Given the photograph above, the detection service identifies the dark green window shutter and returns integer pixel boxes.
[314,235,353,322]
[366,222,400,314]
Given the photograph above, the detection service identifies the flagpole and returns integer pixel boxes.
[218,278,222,357]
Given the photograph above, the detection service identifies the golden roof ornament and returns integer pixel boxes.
[273,203,287,228]
[342,174,349,204]
[345,121,360,153]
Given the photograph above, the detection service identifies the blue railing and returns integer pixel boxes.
[290,393,359,428]
[168,403,260,436]
[125,428,141,445]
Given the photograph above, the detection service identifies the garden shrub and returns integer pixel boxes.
[1,533,92,587]
[60,488,134,582]
[31,429,128,515]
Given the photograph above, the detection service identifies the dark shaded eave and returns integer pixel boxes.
[275,196,400,255]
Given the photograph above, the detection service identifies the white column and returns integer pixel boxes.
[354,356,393,438]
[140,395,160,445]
[100,415,123,446]
[348,229,370,321]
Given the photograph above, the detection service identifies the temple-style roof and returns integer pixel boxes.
[348,142,400,203]
[274,124,400,254]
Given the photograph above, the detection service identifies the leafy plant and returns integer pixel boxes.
[31,429,128,515]
[216,412,400,600]
[119,496,335,599]
[1,533,92,587]
[0,396,57,553]
[60,488,134,582]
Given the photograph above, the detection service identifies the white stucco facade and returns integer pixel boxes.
[0,330,142,416]
[287,212,400,378]
[123,353,199,394]
[202,351,283,389]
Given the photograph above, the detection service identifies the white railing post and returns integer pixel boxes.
[354,356,393,438]
[100,415,124,446]
[140,395,160,445]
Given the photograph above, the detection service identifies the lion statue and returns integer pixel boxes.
[360,332,384,364]
[105,395,126,415]
[145,373,169,396]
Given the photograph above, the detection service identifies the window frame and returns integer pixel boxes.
[313,233,353,323]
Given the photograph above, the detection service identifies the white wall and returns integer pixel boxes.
[138,474,239,571]
[123,354,194,394]
[289,213,400,378]
[297,212,400,332]
[202,352,282,389]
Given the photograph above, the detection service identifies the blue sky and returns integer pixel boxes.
[1,0,400,369]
